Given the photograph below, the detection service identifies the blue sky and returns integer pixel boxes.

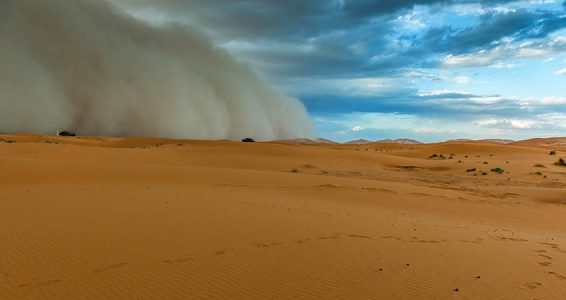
[120,0,566,142]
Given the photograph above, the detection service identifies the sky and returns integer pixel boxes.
[116,0,566,142]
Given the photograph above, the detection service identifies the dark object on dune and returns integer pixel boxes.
[555,158,566,167]
[490,167,504,174]
[58,131,76,137]
[241,138,255,143]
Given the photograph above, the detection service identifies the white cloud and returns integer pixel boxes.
[442,48,503,67]
[476,118,539,129]
[453,75,472,84]
[417,90,471,97]
[441,36,566,68]
[489,62,517,69]
[352,125,363,131]
[555,68,566,75]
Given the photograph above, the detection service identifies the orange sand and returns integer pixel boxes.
[1,134,566,299]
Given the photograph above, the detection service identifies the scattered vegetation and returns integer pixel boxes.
[555,158,566,167]
[549,150,557,155]
[429,154,438,159]
[241,138,255,143]
[490,167,505,174]
[466,168,476,172]
[481,172,488,176]
[483,161,489,165]
[291,168,300,173]
[533,164,546,168]
[530,172,543,176]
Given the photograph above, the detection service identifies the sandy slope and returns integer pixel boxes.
[1,134,566,299]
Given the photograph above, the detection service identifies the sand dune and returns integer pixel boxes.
[1,134,566,299]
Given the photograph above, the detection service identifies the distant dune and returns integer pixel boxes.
[375,138,423,144]
[344,139,374,144]
[1,134,566,299]
[512,137,566,149]
[448,139,515,144]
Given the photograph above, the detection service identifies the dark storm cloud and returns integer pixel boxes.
[113,0,566,137]
[113,0,565,80]
[115,0,530,41]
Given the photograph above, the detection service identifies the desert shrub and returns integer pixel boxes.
[549,150,556,155]
[242,138,255,143]
[490,167,504,174]
[466,168,476,172]
[555,158,566,167]
[533,164,545,168]
[58,131,76,137]
[291,168,300,173]
[429,154,438,159]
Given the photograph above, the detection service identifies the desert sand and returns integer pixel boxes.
[1,134,566,299]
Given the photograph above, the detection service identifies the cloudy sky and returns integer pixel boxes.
[117,0,566,142]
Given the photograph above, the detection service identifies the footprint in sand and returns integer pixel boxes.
[93,263,128,273]
[549,272,566,280]
[214,248,235,255]
[496,236,528,242]
[255,242,282,248]
[417,240,440,243]
[349,234,371,239]
[539,242,560,249]
[19,279,63,288]
[317,233,341,240]
[36,279,63,287]
[523,282,542,289]
[380,235,402,240]
[462,238,483,243]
